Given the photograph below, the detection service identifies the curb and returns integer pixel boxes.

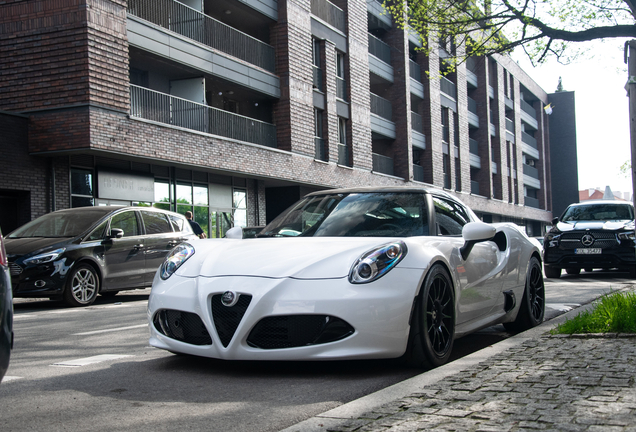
[279,300,599,432]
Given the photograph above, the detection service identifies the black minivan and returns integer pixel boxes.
[6,206,198,306]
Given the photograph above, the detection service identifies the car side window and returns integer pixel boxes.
[110,211,139,237]
[168,214,187,232]
[85,220,108,241]
[433,196,470,236]
[140,211,173,235]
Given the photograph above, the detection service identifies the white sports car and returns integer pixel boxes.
[148,187,544,367]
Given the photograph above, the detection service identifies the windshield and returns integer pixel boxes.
[9,210,108,238]
[561,204,634,222]
[259,192,429,237]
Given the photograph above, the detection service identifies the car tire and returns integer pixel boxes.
[99,291,119,298]
[503,256,545,332]
[565,268,581,275]
[63,264,99,307]
[544,266,561,278]
[584,268,594,273]
[629,267,636,278]
[402,264,455,369]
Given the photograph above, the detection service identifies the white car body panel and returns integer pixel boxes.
[148,188,542,362]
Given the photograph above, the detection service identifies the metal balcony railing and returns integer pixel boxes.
[505,118,515,133]
[468,97,477,114]
[336,76,347,100]
[313,66,323,91]
[372,153,394,176]
[411,112,422,133]
[311,0,346,33]
[368,33,391,64]
[469,138,479,155]
[466,56,477,72]
[409,60,421,81]
[440,77,457,99]
[523,163,539,179]
[130,85,277,148]
[315,137,327,161]
[520,99,537,118]
[370,93,393,121]
[525,196,540,208]
[128,0,276,72]
[521,131,537,149]
[338,144,350,166]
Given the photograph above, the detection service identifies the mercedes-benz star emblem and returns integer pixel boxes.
[221,291,238,307]
[581,234,595,247]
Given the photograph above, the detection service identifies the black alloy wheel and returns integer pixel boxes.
[403,265,455,368]
[504,256,545,332]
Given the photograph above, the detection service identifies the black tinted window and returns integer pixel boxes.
[433,196,470,236]
[9,209,109,238]
[141,211,172,234]
[168,214,186,232]
[110,211,139,237]
[86,220,108,241]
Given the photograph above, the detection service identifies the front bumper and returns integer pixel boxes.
[148,269,422,361]
[544,246,636,269]
[9,261,66,297]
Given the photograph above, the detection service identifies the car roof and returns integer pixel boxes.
[49,206,183,216]
[305,186,453,198]
[567,200,634,208]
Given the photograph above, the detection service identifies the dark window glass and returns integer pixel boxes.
[110,211,139,237]
[168,214,185,232]
[71,169,93,196]
[9,209,110,238]
[86,220,108,241]
[71,196,94,208]
[141,211,172,234]
[433,196,470,236]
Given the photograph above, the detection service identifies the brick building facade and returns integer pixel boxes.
[0,0,565,236]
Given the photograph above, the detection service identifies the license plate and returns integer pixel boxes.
[575,248,601,255]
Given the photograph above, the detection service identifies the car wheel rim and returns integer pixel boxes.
[425,275,453,356]
[528,263,545,321]
[72,269,96,303]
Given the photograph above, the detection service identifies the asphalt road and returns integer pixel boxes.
[1,270,633,432]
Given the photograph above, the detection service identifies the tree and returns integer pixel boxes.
[385,0,636,69]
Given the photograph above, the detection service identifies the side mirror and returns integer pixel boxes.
[225,227,243,239]
[460,222,496,260]
[552,217,559,225]
[108,228,124,239]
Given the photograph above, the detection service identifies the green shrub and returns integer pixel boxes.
[551,290,636,334]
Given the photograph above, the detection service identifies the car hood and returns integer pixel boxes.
[4,237,73,259]
[178,237,408,280]
[556,220,632,232]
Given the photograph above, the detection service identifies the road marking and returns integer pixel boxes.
[2,376,23,382]
[73,324,148,336]
[546,303,580,312]
[51,354,134,367]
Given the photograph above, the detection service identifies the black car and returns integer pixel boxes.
[543,200,636,278]
[0,226,13,383]
[6,206,198,306]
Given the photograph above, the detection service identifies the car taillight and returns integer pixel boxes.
[0,231,6,266]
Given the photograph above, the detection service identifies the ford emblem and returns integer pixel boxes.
[221,291,238,307]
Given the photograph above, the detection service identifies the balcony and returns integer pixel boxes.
[409,60,422,81]
[505,118,515,133]
[525,196,540,209]
[411,112,423,133]
[520,99,537,118]
[130,85,276,148]
[469,138,481,169]
[521,131,537,149]
[440,77,457,100]
[471,180,480,195]
[523,163,539,179]
[469,138,479,155]
[315,137,327,161]
[466,57,478,88]
[311,0,346,33]
[370,93,393,120]
[368,34,391,64]
[520,99,539,130]
[372,153,394,176]
[128,0,275,72]
[467,97,479,128]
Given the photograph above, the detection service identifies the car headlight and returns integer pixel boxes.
[160,243,195,280]
[618,231,635,241]
[23,248,66,265]
[349,241,407,284]
[545,233,560,247]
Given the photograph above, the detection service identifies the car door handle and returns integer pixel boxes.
[167,241,179,247]
[134,244,144,249]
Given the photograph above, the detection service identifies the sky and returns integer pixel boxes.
[514,39,634,198]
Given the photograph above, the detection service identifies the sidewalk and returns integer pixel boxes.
[282,295,636,432]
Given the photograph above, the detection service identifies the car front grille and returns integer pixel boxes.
[211,294,252,347]
[246,315,355,349]
[9,262,22,276]
[153,309,212,346]
[559,231,618,249]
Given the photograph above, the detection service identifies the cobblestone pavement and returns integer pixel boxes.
[325,334,636,432]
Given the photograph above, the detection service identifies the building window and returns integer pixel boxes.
[336,51,347,101]
[153,180,171,210]
[441,108,450,143]
[314,109,326,161]
[233,188,247,228]
[313,38,323,91]
[70,168,94,208]
[176,182,210,238]
[338,117,350,166]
